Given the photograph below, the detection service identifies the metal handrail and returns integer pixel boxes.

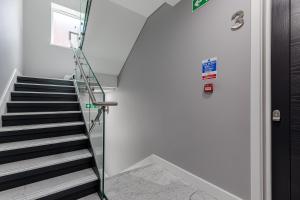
[71,44,118,108]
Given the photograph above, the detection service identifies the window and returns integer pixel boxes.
[51,3,81,48]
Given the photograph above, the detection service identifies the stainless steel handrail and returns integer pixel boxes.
[71,44,118,108]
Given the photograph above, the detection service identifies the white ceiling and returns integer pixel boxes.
[82,0,182,76]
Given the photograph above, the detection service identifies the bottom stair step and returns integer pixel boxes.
[0,169,99,200]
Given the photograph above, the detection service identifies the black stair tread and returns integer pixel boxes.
[7,101,81,113]
[11,92,78,102]
[17,76,74,86]
[17,75,73,82]
[7,101,80,105]
[15,82,75,88]
[3,111,82,116]
[7,101,79,103]
[0,149,92,178]
[2,111,83,126]
[14,83,76,94]
[0,134,88,153]
[0,122,85,133]
[0,168,98,200]
[11,91,77,95]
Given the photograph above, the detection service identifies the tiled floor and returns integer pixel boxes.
[105,164,218,200]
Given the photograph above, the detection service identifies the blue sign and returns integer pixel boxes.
[202,57,217,80]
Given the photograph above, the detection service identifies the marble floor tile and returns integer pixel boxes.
[105,164,218,200]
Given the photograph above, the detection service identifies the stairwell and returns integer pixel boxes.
[0,76,101,200]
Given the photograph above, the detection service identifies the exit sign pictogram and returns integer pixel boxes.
[192,0,209,13]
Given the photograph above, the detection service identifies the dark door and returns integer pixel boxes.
[272,0,300,199]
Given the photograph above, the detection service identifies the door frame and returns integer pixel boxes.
[251,0,264,199]
[251,0,269,199]
[263,0,272,199]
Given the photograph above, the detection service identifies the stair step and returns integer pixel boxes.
[0,134,89,164]
[0,150,93,191]
[0,134,87,152]
[79,193,101,200]
[7,101,80,113]
[15,83,75,93]
[0,122,86,143]
[0,149,92,178]
[17,76,74,86]
[0,169,98,200]
[2,111,83,126]
[11,91,78,101]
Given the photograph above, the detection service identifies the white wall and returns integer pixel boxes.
[23,0,80,79]
[109,0,182,17]
[0,0,23,95]
[96,73,118,89]
[83,0,147,76]
[109,0,166,17]
[106,0,251,199]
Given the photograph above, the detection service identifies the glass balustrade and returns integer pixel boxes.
[73,47,107,199]
[70,0,110,199]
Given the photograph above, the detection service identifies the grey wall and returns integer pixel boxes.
[106,0,251,199]
[82,0,146,76]
[23,0,80,79]
[0,0,23,95]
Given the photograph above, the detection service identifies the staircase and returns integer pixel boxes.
[0,76,101,200]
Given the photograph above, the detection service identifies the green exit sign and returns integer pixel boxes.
[193,0,209,13]
[86,103,97,109]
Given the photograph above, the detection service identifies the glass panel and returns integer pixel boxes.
[80,0,87,29]
[72,1,107,199]
[73,46,106,199]
[79,0,89,48]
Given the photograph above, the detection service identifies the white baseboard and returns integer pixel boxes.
[122,154,243,200]
[0,69,20,127]
[121,155,154,173]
